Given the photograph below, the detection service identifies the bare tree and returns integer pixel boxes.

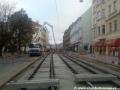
[0,0,15,56]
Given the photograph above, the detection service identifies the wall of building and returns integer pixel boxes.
[32,22,42,43]
[40,27,49,52]
[32,22,49,53]
[63,28,71,51]
[91,0,120,56]
[70,19,81,45]
[69,7,92,53]
[80,7,92,46]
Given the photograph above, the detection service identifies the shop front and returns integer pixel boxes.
[91,39,106,55]
[105,38,120,56]
[91,38,120,57]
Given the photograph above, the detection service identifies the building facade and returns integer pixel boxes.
[40,27,49,51]
[91,0,120,56]
[70,19,81,53]
[32,22,49,52]
[69,7,92,53]
[32,21,42,43]
[63,28,71,51]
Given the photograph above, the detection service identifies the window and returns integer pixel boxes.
[102,0,105,4]
[97,11,102,20]
[102,25,105,34]
[108,5,112,15]
[102,9,105,18]
[98,26,100,35]
[114,20,117,32]
[109,22,112,33]
[113,1,117,11]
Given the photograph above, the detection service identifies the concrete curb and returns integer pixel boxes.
[0,57,40,89]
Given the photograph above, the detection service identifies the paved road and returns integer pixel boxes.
[0,55,38,88]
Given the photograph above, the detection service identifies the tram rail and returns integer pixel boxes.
[58,54,120,87]
[6,53,59,90]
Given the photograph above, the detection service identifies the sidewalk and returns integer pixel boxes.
[0,55,38,89]
[67,51,119,66]
[82,54,119,65]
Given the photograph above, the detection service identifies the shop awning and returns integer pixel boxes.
[105,38,120,47]
[91,41,105,47]
[91,38,106,47]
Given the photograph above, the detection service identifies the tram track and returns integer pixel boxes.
[2,52,120,90]
[49,53,57,90]
[58,54,120,87]
[66,54,120,78]
[27,54,48,80]
[5,53,59,90]
[58,55,94,87]
[70,53,120,72]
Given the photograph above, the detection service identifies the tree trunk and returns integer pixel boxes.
[24,46,26,54]
[0,46,3,56]
[18,43,21,54]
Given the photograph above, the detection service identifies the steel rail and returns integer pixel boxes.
[49,53,57,90]
[28,54,49,80]
[58,54,94,87]
[64,55,107,74]
[64,54,120,87]
[19,54,49,90]
[67,54,120,77]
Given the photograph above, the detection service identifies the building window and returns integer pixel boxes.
[108,5,112,15]
[92,0,96,4]
[102,9,105,18]
[102,0,105,4]
[98,26,100,35]
[102,25,105,34]
[97,11,102,20]
[109,22,112,33]
[113,0,117,11]
[114,20,117,32]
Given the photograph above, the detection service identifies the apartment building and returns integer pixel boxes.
[70,7,92,53]
[32,22,49,52]
[70,18,81,53]
[40,27,49,51]
[91,0,120,56]
[63,28,71,51]
[32,21,42,43]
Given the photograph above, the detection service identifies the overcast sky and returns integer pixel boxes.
[7,0,92,44]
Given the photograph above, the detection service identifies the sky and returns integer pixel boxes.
[7,0,92,44]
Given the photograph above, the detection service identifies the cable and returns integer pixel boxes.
[54,0,60,26]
